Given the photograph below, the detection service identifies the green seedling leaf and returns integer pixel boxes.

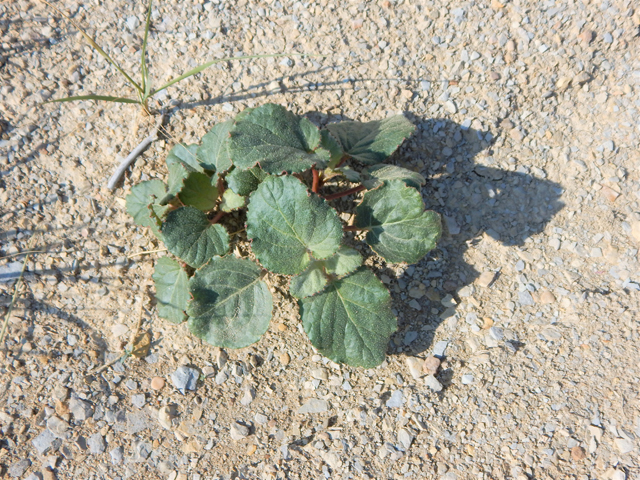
[336,166,361,183]
[323,246,362,276]
[355,180,441,264]
[300,267,396,368]
[46,95,139,105]
[152,257,189,324]
[162,207,230,268]
[187,256,273,349]
[220,189,246,212]
[147,202,169,240]
[326,115,416,164]
[226,166,269,196]
[228,103,324,174]
[316,129,343,166]
[126,179,167,228]
[289,263,328,299]
[247,176,343,275]
[179,172,219,211]
[166,143,202,173]
[159,161,189,205]
[362,164,426,190]
[197,120,233,174]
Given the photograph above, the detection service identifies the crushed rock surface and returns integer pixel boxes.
[1,0,639,479]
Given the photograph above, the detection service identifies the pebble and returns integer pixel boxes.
[397,429,414,450]
[150,377,165,390]
[8,459,31,477]
[422,356,441,375]
[24,475,42,480]
[539,290,556,304]
[614,437,634,454]
[88,433,106,454]
[240,387,255,406]
[310,368,329,381]
[432,340,449,358]
[110,446,124,465]
[489,326,504,341]
[170,366,199,394]
[279,352,290,366]
[230,422,250,441]
[46,416,68,437]
[518,291,535,306]
[611,471,626,480]
[254,413,268,425]
[386,390,404,408]
[424,375,443,392]
[571,445,586,461]
[131,394,146,409]
[298,398,329,414]
[69,397,93,421]
[578,29,594,44]
[461,374,474,385]
[158,405,176,430]
[215,371,228,385]
[477,271,496,287]
[32,430,60,455]
[405,357,424,380]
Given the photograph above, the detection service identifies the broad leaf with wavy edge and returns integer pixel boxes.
[289,263,328,299]
[179,172,219,211]
[300,267,396,368]
[152,257,189,324]
[326,115,415,164]
[126,179,167,228]
[226,166,269,196]
[197,120,233,174]
[323,246,362,276]
[165,143,202,172]
[355,180,441,264]
[161,207,230,268]
[187,256,273,349]
[220,189,246,212]
[228,103,324,174]
[247,175,342,275]
[362,164,425,190]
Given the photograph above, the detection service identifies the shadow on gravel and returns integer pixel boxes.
[382,117,564,361]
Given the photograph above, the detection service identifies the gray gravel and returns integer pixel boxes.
[0,0,639,478]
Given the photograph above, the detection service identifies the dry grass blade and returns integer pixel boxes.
[39,0,143,94]
[141,0,153,98]
[46,95,140,105]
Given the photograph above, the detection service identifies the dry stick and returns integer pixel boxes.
[0,236,37,347]
[127,248,168,259]
[323,184,366,201]
[107,113,165,190]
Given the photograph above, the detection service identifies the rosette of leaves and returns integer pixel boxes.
[125,103,442,368]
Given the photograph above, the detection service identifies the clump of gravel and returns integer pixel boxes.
[1,0,639,479]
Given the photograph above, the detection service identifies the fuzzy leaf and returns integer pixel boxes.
[323,246,362,276]
[228,103,324,174]
[197,120,233,174]
[220,189,246,212]
[337,166,361,183]
[179,172,219,211]
[362,164,426,190]
[166,143,202,172]
[226,167,269,196]
[126,179,167,228]
[187,256,273,349]
[152,257,189,324]
[247,176,342,275]
[300,267,396,368]
[326,115,415,164]
[315,129,343,165]
[289,263,328,299]
[147,203,169,240]
[162,207,230,268]
[355,180,441,264]
[160,161,189,204]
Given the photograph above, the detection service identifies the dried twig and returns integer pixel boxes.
[107,113,165,190]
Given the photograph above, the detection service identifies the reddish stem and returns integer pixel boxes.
[323,184,366,201]
[334,155,348,169]
[210,210,226,224]
[343,225,363,232]
[311,167,320,193]
[217,176,226,196]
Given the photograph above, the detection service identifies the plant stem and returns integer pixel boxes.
[323,184,366,201]
[210,210,226,224]
[343,225,366,232]
[311,167,320,193]
[335,155,348,169]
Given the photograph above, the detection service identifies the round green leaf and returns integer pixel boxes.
[166,143,202,172]
[362,164,426,190]
[355,180,441,264]
[226,167,269,196]
[247,176,343,275]
[300,267,397,368]
[323,246,362,277]
[197,120,233,174]
[289,263,328,299]
[179,172,219,211]
[326,115,415,164]
[187,256,273,349]
[220,189,246,212]
[228,103,324,174]
[161,207,230,268]
[316,129,343,165]
[126,179,166,228]
[152,257,189,324]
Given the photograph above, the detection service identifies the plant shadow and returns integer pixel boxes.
[371,117,565,360]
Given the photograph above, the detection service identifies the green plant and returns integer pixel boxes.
[127,103,442,368]
[43,0,304,112]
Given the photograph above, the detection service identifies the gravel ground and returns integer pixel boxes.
[1,0,640,479]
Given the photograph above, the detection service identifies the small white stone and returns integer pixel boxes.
[405,357,424,380]
[461,374,474,385]
[425,375,443,392]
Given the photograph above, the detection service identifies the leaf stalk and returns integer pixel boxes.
[323,185,366,201]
